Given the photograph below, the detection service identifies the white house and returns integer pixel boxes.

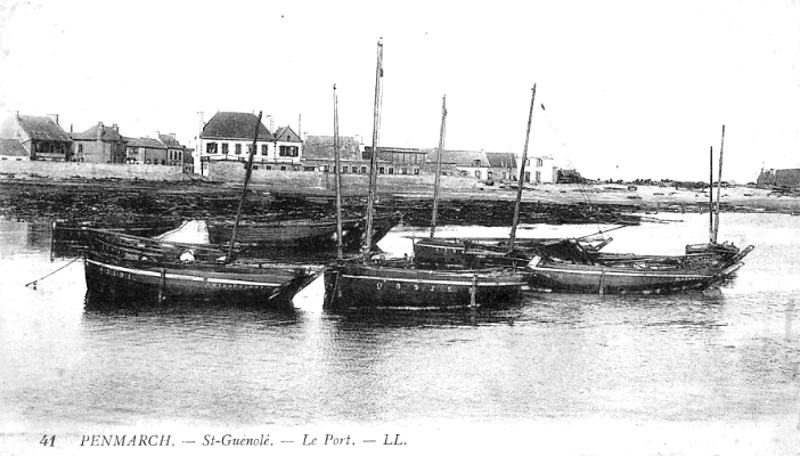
[519,155,557,184]
[195,112,275,176]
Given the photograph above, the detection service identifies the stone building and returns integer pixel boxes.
[0,113,72,161]
[71,122,126,163]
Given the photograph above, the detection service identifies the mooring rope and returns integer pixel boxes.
[25,256,83,290]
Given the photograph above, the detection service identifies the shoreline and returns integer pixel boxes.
[2,176,798,226]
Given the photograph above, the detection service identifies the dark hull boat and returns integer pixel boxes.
[52,216,183,256]
[83,230,320,309]
[527,259,744,295]
[206,213,401,254]
[526,240,754,295]
[322,45,531,312]
[412,236,610,269]
[323,259,528,310]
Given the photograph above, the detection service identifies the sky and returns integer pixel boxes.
[1,0,799,183]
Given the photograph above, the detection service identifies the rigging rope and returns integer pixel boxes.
[25,255,83,290]
[539,103,615,240]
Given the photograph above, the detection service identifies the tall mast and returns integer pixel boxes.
[363,39,384,260]
[333,84,343,260]
[713,124,725,244]
[226,111,263,263]
[429,94,447,237]
[508,84,537,253]
[709,145,714,243]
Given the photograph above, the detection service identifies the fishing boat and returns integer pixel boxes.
[323,42,528,310]
[526,126,754,294]
[526,256,745,294]
[206,212,401,254]
[83,112,321,308]
[84,243,319,308]
[412,234,612,269]
[409,81,556,270]
[324,259,527,309]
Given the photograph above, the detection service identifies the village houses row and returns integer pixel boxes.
[0,111,564,184]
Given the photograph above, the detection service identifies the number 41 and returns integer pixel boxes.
[40,435,56,447]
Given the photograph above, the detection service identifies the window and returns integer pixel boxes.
[401,168,408,174]
[473,160,480,167]
[207,142,218,154]
[323,165,329,172]
[487,171,493,179]
[414,168,420,175]
[280,166,287,171]
[235,144,242,155]
[474,170,481,179]
[536,158,544,167]
[78,144,83,153]
[247,145,254,155]
[502,172,507,179]
[341,166,348,173]
[388,168,394,174]
[361,166,367,173]
[266,165,273,170]
[261,145,268,155]
[220,143,228,154]
[279,145,299,157]
[379,167,385,174]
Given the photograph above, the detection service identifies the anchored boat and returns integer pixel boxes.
[323,44,528,310]
[82,112,322,309]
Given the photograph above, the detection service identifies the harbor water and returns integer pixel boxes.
[1,212,799,455]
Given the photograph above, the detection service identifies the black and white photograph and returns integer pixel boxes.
[1,1,799,454]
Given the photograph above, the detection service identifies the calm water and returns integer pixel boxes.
[1,213,799,455]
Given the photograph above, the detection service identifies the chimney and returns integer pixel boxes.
[112,124,119,133]
[197,112,204,136]
[169,133,176,139]
[47,114,59,125]
[97,122,104,141]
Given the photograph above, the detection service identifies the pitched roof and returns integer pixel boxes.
[0,138,28,157]
[124,137,166,149]
[302,135,363,160]
[274,126,301,143]
[485,152,516,168]
[158,133,184,148]
[17,115,71,142]
[71,123,125,142]
[426,149,489,167]
[201,112,274,141]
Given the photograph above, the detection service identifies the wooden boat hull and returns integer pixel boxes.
[207,214,400,254]
[84,255,318,309]
[323,261,527,310]
[52,217,183,257]
[412,236,608,269]
[527,261,744,295]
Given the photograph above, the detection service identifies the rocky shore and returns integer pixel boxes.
[1,177,798,227]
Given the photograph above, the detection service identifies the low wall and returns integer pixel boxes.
[208,161,481,193]
[0,161,188,180]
